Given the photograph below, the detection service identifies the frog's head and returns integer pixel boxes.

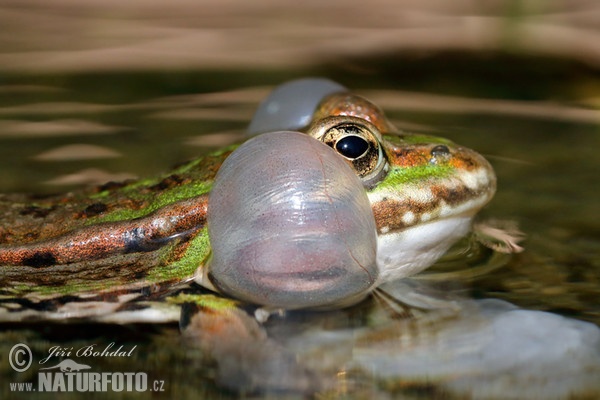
[307,92,496,282]
[207,78,497,309]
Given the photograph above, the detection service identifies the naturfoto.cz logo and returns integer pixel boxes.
[8,343,165,393]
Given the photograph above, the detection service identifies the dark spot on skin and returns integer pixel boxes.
[461,151,476,168]
[23,251,57,268]
[123,228,151,253]
[133,270,148,280]
[24,232,39,241]
[82,202,108,217]
[124,228,195,254]
[96,180,130,192]
[372,197,444,232]
[26,193,59,201]
[150,174,185,191]
[434,185,473,205]
[19,205,56,218]
[431,145,450,157]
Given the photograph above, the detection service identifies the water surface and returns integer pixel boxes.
[0,55,599,399]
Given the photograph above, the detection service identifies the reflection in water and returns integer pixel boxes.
[42,168,137,187]
[183,279,600,399]
[0,119,127,138]
[32,144,121,161]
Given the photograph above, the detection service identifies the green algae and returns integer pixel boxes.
[167,293,239,310]
[146,228,211,283]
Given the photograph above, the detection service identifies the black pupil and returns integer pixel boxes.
[335,136,369,159]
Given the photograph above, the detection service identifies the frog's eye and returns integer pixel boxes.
[335,135,369,159]
[308,116,387,187]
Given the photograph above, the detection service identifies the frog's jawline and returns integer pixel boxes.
[376,215,472,282]
[372,163,496,282]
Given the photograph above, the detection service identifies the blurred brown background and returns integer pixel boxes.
[0,0,599,73]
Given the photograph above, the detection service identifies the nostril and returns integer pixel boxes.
[430,145,450,157]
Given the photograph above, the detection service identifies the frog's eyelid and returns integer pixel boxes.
[361,144,387,188]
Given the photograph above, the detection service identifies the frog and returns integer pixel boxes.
[0,78,496,323]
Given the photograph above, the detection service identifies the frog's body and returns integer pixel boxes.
[0,151,222,299]
[0,83,495,322]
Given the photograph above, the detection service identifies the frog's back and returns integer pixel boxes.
[0,149,232,315]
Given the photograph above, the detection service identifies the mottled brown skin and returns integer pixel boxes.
[314,93,396,134]
[370,179,489,233]
[0,198,207,267]
[0,150,230,300]
[371,141,494,233]
[0,150,227,242]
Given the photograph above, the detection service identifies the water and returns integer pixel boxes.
[0,54,599,399]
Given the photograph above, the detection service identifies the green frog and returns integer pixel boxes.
[0,79,496,322]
